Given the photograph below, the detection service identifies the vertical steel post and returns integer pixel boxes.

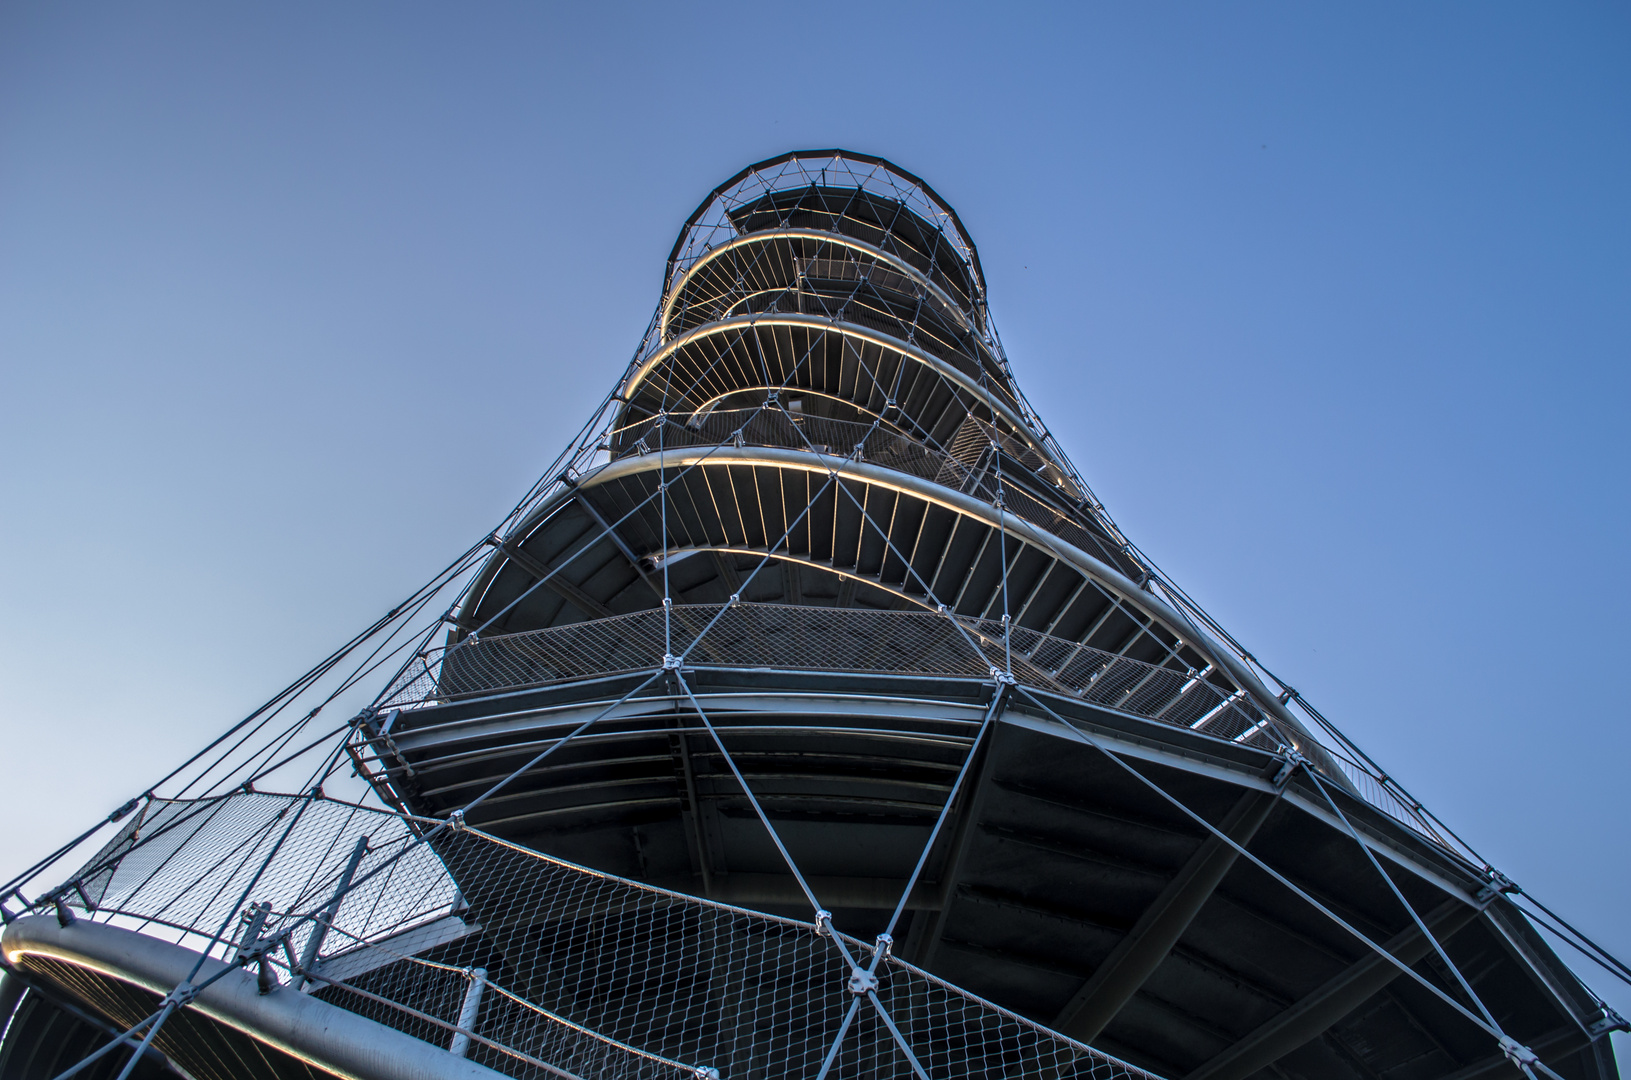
[447,968,487,1058]
[295,835,369,990]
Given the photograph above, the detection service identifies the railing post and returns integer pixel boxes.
[295,835,370,990]
[448,967,487,1058]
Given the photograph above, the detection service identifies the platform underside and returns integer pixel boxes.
[364,665,1617,1080]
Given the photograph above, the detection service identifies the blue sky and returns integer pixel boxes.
[2,1,1627,1047]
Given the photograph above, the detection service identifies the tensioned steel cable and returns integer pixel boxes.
[1008,682,1575,1080]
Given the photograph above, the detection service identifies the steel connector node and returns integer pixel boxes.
[1589,1006,1629,1038]
[52,895,76,928]
[1476,868,1518,906]
[164,982,199,1009]
[256,954,279,995]
[1271,750,1310,790]
[1498,1035,1540,1069]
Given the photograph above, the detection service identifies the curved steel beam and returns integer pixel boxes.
[649,545,937,609]
[466,445,1333,774]
[2,916,510,1080]
[674,387,898,430]
[577,446,1335,766]
[618,313,1046,464]
[660,228,973,338]
[664,148,985,290]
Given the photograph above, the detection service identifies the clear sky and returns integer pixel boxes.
[2,0,1627,1049]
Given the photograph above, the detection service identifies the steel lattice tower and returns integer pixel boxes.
[0,151,1622,1080]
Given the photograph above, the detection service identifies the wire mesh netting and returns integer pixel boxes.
[666,154,982,313]
[371,599,1464,849]
[378,603,1268,743]
[610,410,1118,570]
[49,792,1163,1080]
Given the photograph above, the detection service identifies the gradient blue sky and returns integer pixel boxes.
[2,1,1627,1044]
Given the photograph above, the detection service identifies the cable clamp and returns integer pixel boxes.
[1589,1006,1629,1037]
[728,593,740,606]
[662,654,683,670]
[1271,751,1309,790]
[991,668,1016,686]
[1476,869,1517,906]
[1276,686,1297,705]
[847,968,880,994]
[814,910,834,937]
[1498,1036,1539,1068]
[695,1069,721,1080]
[164,982,199,1009]
[234,902,272,963]
[874,933,893,960]
[449,810,467,831]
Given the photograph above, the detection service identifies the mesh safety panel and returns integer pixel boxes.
[59,793,1164,1080]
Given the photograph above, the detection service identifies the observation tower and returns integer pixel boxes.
[0,151,1623,1080]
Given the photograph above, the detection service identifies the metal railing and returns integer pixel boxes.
[611,409,1129,572]
[381,603,1270,741]
[377,601,1462,850]
[40,792,1163,1080]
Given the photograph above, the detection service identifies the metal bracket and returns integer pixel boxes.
[1498,1035,1540,1068]
[1270,751,1308,791]
[232,902,288,995]
[1,889,31,924]
[663,654,683,670]
[1476,869,1517,906]
[815,910,834,937]
[256,954,280,995]
[1588,1005,1628,1037]
[52,895,76,927]
[847,968,880,994]
[234,903,272,964]
[448,809,467,831]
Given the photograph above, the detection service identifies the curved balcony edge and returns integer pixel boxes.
[1,915,508,1080]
